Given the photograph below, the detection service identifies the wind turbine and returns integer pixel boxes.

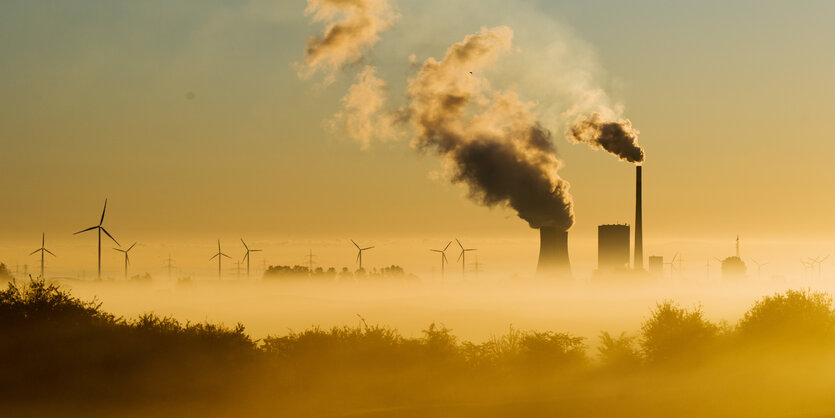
[809,255,829,280]
[29,232,55,279]
[74,199,119,279]
[113,242,136,280]
[240,239,262,278]
[750,258,769,279]
[665,253,679,280]
[209,240,231,280]
[470,255,484,281]
[456,239,477,280]
[351,239,374,271]
[430,241,452,281]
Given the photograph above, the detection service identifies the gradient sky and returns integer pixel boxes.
[2,0,835,278]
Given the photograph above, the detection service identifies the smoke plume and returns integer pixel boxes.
[567,112,644,163]
[407,27,574,230]
[329,65,399,148]
[299,0,398,82]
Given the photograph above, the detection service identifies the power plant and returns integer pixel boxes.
[648,255,663,275]
[536,227,571,278]
[720,236,747,280]
[634,166,644,270]
[597,224,631,271]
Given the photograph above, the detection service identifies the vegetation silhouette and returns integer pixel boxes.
[264,264,416,281]
[4,279,835,417]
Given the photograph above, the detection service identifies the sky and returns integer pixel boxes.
[2,0,835,279]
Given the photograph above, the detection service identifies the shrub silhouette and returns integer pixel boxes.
[0,279,256,404]
[598,331,641,370]
[640,301,719,364]
[737,289,835,346]
[7,279,835,416]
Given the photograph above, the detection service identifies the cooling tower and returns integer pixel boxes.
[536,227,571,279]
[634,165,643,270]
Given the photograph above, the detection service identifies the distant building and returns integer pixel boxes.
[721,236,747,280]
[598,224,630,271]
[648,256,663,275]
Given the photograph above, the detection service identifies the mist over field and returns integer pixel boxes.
[48,273,835,344]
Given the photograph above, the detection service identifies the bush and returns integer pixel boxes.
[737,289,835,346]
[641,301,719,364]
[598,331,641,370]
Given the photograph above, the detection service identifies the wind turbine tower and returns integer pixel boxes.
[210,240,231,280]
[456,239,477,280]
[74,199,119,279]
[750,258,769,279]
[29,233,55,279]
[113,242,137,280]
[241,239,262,278]
[430,241,452,281]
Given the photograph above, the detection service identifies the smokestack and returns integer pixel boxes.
[634,165,643,270]
[537,227,571,279]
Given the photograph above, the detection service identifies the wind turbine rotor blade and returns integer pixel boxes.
[101,228,120,246]
[221,253,231,258]
[100,199,108,226]
[351,239,360,250]
[127,242,136,251]
[126,254,130,266]
[456,239,464,250]
[113,247,123,252]
[210,254,218,261]
[251,249,262,252]
[430,249,441,253]
[443,241,452,251]
[29,249,40,256]
[45,249,56,257]
[363,246,374,250]
[42,233,45,246]
[241,239,248,250]
[242,252,249,263]
[457,252,463,262]
[74,226,98,235]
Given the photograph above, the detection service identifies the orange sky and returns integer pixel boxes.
[2,1,835,279]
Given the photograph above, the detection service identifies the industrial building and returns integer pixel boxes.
[536,226,571,279]
[598,224,631,271]
[721,236,747,280]
[648,255,663,275]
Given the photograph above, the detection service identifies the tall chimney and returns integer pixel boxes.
[536,227,571,279]
[634,165,643,270]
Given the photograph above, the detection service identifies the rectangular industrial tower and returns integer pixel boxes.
[598,224,631,270]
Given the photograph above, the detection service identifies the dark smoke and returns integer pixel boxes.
[567,113,645,163]
[407,27,574,230]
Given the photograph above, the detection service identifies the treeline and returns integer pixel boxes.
[2,279,835,417]
[264,264,416,281]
